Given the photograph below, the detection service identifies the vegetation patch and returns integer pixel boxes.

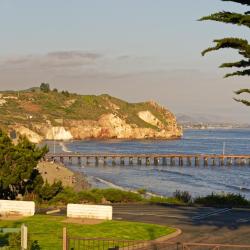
[0,215,175,249]
[0,84,177,130]
[194,193,250,208]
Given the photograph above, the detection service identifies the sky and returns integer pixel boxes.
[0,0,249,122]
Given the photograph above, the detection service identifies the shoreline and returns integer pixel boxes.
[38,161,91,191]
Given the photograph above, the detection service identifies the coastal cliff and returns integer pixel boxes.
[0,88,182,143]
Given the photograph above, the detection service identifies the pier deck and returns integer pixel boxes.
[45,153,250,167]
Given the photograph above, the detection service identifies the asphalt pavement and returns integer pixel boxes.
[112,204,250,245]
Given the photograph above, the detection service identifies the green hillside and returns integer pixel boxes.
[0,86,175,130]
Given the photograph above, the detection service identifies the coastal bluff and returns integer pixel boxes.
[0,88,182,143]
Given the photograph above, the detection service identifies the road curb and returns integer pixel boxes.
[152,228,182,243]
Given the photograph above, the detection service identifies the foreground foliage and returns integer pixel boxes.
[42,188,143,204]
[0,130,48,199]
[200,0,250,105]
[37,187,250,208]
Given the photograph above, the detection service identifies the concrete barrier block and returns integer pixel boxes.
[67,204,112,220]
[0,200,35,216]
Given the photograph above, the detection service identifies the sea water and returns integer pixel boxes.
[46,129,250,199]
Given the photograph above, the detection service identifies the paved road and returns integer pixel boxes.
[112,204,250,245]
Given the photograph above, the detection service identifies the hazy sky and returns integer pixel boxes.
[0,0,249,122]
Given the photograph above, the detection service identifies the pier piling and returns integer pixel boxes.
[95,157,99,166]
[77,157,81,165]
[146,157,151,166]
[195,157,199,167]
[162,157,167,166]
[112,157,116,166]
[170,157,175,166]
[120,157,125,166]
[129,157,133,165]
[204,157,208,167]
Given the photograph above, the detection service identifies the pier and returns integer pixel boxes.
[45,153,250,167]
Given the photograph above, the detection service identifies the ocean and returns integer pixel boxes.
[46,129,250,199]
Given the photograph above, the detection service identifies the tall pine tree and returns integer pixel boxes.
[200,0,250,105]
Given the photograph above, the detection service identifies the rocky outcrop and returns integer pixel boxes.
[12,111,182,142]
[13,125,43,144]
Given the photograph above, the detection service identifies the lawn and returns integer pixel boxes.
[0,215,175,249]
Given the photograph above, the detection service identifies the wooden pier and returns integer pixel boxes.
[45,153,250,167]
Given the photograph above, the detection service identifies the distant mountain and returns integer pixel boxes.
[176,114,230,124]
[176,113,249,128]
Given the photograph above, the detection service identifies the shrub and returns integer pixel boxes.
[62,90,70,97]
[40,83,50,93]
[2,233,40,250]
[50,187,79,204]
[173,190,192,203]
[149,196,183,205]
[77,191,102,204]
[91,189,142,203]
[8,233,21,248]
[38,181,63,201]
[194,193,249,208]
[30,240,41,250]
[137,188,147,195]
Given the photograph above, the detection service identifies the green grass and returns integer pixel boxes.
[0,215,175,249]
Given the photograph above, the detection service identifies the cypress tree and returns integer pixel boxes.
[200,0,250,105]
[0,130,48,199]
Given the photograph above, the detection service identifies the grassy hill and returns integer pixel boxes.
[0,86,182,141]
[0,88,175,128]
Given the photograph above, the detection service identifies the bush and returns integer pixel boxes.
[149,196,183,205]
[137,188,147,195]
[99,189,142,203]
[62,90,70,97]
[173,190,192,203]
[8,232,21,248]
[194,193,249,208]
[40,83,50,93]
[2,233,41,250]
[38,181,63,201]
[50,188,79,204]
[77,191,102,204]
[30,240,41,250]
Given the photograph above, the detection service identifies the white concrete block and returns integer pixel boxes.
[0,200,35,216]
[67,204,112,220]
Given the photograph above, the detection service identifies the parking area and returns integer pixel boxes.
[112,204,250,245]
[37,203,250,245]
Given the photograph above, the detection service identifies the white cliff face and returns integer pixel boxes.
[98,114,133,138]
[67,113,182,139]
[45,127,73,140]
[0,94,7,106]
[13,125,43,144]
[138,111,164,129]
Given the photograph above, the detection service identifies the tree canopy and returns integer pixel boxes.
[40,83,50,93]
[200,0,250,105]
[0,130,48,199]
